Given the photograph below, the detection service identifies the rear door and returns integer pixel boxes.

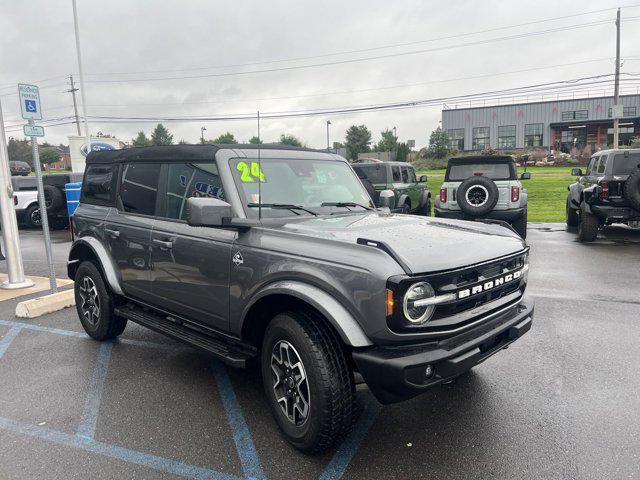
[106,162,161,301]
[405,166,422,210]
[149,161,235,332]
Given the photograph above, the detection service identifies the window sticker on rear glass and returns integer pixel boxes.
[236,161,266,183]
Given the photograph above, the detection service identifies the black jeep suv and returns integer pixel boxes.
[68,145,533,452]
[567,149,640,241]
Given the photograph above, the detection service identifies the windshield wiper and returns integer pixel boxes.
[247,203,318,216]
[321,201,373,210]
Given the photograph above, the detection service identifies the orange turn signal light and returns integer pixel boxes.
[386,289,394,316]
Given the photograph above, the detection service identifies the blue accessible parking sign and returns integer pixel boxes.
[25,99,37,113]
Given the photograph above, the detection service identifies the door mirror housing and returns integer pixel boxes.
[571,168,583,176]
[418,174,428,183]
[186,197,232,227]
[379,189,396,210]
[520,172,531,180]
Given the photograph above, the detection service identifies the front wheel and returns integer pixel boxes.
[74,261,127,340]
[261,311,356,453]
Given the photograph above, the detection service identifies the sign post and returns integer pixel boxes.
[18,84,57,293]
[0,98,34,289]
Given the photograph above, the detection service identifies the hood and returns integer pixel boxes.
[276,212,527,274]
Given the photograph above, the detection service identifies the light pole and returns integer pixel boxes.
[326,120,331,151]
[393,126,397,140]
[201,126,207,144]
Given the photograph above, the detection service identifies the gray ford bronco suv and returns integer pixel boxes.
[68,145,534,453]
[434,156,530,238]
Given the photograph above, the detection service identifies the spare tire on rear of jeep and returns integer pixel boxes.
[623,169,640,211]
[455,176,499,217]
[43,185,64,212]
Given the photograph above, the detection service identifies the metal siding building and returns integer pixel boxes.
[441,94,640,152]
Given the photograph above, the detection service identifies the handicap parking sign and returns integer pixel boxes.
[25,99,37,113]
[18,83,42,120]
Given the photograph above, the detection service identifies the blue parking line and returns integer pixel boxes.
[0,416,241,480]
[211,361,265,480]
[0,325,22,359]
[77,341,113,441]
[319,393,381,480]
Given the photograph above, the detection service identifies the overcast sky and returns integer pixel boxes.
[1,0,638,149]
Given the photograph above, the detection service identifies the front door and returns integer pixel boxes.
[106,162,161,301]
[150,162,235,332]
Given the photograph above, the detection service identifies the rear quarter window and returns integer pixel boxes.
[612,153,640,175]
[81,164,118,206]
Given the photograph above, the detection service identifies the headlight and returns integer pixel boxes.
[403,282,436,324]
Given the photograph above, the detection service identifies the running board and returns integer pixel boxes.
[114,304,256,368]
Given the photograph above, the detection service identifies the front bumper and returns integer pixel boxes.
[434,207,525,223]
[352,296,534,404]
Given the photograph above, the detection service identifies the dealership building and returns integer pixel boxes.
[441,94,640,153]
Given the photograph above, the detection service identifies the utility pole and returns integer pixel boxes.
[0,99,33,289]
[67,74,81,136]
[201,126,207,144]
[613,8,621,148]
[72,0,92,161]
[326,120,331,151]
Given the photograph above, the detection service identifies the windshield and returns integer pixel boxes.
[230,158,372,217]
[612,153,640,175]
[448,163,513,181]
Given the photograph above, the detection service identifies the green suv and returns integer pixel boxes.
[352,161,431,215]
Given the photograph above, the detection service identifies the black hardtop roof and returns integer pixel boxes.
[352,161,412,167]
[448,155,515,165]
[85,144,322,164]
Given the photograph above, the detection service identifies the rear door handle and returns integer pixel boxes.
[153,239,174,250]
[105,228,120,238]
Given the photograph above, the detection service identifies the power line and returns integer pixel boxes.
[83,6,636,77]
[84,19,618,84]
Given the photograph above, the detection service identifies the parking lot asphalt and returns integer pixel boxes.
[0,224,638,480]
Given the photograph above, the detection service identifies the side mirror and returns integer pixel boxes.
[571,168,583,176]
[186,197,232,227]
[418,174,428,183]
[520,172,531,180]
[379,189,396,210]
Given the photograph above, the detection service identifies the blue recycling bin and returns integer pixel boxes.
[65,182,82,217]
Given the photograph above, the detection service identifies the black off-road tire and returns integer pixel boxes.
[400,203,410,214]
[422,198,431,216]
[578,204,599,242]
[512,209,527,239]
[623,169,640,211]
[566,196,579,227]
[261,310,356,453]
[456,176,500,217]
[74,261,127,341]
[24,204,42,228]
[43,185,64,212]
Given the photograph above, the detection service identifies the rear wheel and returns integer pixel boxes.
[24,204,42,228]
[74,261,127,340]
[512,209,527,239]
[261,310,356,453]
[578,204,599,242]
[566,196,579,227]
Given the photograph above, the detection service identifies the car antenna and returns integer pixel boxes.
[257,110,262,221]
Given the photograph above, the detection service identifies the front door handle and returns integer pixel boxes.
[105,228,120,238]
[153,239,174,250]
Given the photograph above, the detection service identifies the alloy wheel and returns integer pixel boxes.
[466,185,489,207]
[78,276,101,326]
[30,208,42,226]
[270,340,310,426]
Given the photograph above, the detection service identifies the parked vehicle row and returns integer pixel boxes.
[68,145,533,453]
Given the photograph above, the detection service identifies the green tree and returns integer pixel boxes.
[178,139,189,145]
[209,132,238,144]
[427,127,450,159]
[344,124,372,160]
[150,124,174,146]
[374,129,397,152]
[278,134,303,147]
[396,142,410,163]
[131,131,152,147]
[7,138,31,164]
[39,147,61,165]
[248,136,262,145]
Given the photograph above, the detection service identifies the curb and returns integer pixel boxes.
[15,289,75,319]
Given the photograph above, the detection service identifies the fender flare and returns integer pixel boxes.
[242,280,373,347]
[568,183,582,208]
[418,190,430,208]
[68,236,123,295]
[397,194,410,210]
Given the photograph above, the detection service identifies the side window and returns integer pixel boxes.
[81,164,118,205]
[596,155,608,174]
[407,167,417,183]
[392,166,401,182]
[586,156,598,175]
[401,167,409,183]
[118,163,161,216]
[165,162,224,220]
